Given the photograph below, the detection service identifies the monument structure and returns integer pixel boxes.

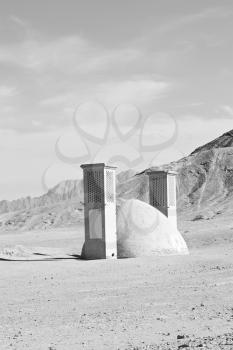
[146,170,177,228]
[80,163,117,259]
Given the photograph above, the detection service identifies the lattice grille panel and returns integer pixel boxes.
[106,170,114,203]
[151,175,167,208]
[86,170,102,203]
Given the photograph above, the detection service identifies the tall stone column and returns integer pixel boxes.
[147,170,177,228]
[81,163,117,259]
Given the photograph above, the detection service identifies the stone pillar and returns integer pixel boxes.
[80,163,117,259]
[147,170,177,228]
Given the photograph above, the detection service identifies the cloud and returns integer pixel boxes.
[40,93,75,107]
[39,78,171,111]
[1,105,15,113]
[10,15,27,28]
[0,85,18,97]
[218,105,233,117]
[96,79,171,108]
[0,31,152,134]
[0,35,142,76]
[158,6,232,33]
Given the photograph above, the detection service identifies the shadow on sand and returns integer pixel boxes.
[0,254,83,262]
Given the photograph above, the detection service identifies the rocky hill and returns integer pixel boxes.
[0,180,83,214]
[1,129,233,231]
[191,129,233,154]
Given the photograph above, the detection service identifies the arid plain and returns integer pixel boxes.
[1,213,233,350]
[1,131,233,349]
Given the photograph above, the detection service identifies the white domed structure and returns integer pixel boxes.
[117,199,189,258]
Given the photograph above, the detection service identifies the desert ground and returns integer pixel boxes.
[0,215,233,350]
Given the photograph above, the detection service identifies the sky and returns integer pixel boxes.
[0,0,233,200]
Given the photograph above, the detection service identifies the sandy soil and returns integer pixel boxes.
[0,217,233,349]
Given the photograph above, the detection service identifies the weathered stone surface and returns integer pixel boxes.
[117,199,189,258]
